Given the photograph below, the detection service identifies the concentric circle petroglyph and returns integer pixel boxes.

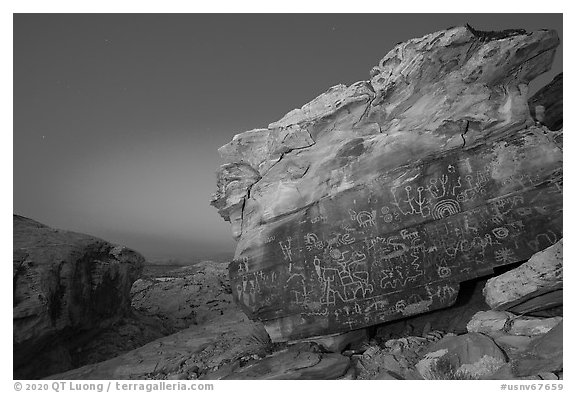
[431,199,461,220]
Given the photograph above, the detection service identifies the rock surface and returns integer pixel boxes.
[45,309,273,380]
[483,240,562,311]
[13,215,145,379]
[130,261,233,332]
[529,73,562,131]
[415,333,507,379]
[467,310,561,337]
[223,346,351,380]
[484,320,562,379]
[211,26,563,342]
[293,329,368,353]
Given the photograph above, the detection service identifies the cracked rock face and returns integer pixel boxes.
[211,26,563,342]
[13,215,144,378]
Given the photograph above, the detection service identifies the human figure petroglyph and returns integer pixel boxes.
[414,186,431,217]
[279,238,293,262]
[425,283,457,303]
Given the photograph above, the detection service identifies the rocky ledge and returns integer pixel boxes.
[211,25,562,342]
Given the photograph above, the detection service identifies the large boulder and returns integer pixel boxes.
[484,320,562,379]
[415,333,507,379]
[467,310,561,337]
[483,240,562,312]
[211,26,563,342]
[13,215,144,378]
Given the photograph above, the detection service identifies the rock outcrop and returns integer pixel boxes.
[13,215,145,379]
[483,240,562,312]
[467,310,561,337]
[415,333,507,379]
[211,26,563,342]
[484,320,562,379]
[130,261,233,332]
[46,308,273,380]
[223,345,351,380]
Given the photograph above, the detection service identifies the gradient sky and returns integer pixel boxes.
[13,14,562,262]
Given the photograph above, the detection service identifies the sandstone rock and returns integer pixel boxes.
[45,309,273,380]
[466,310,512,334]
[377,278,491,340]
[13,215,144,379]
[492,334,536,357]
[130,261,233,332]
[415,333,507,379]
[373,370,401,380]
[356,345,411,380]
[223,348,350,380]
[338,367,357,380]
[509,316,562,336]
[293,328,368,353]
[212,26,563,342]
[467,310,561,336]
[69,311,171,368]
[529,73,562,131]
[483,240,562,312]
[484,321,562,379]
[538,372,559,380]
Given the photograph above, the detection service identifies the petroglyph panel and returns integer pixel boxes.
[229,128,563,341]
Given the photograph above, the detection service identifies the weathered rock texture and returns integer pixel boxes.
[130,261,233,332]
[485,320,562,379]
[529,72,562,131]
[211,26,563,342]
[483,240,562,312]
[223,346,351,380]
[13,215,144,378]
[467,310,561,337]
[415,332,507,379]
[45,309,273,380]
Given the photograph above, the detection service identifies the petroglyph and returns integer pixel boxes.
[491,227,510,239]
[226,135,562,340]
[431,199,461,219]
[494,247,517,264]
[279,238,294,262]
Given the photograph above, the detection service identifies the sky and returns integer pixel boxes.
[13,14,563,262]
